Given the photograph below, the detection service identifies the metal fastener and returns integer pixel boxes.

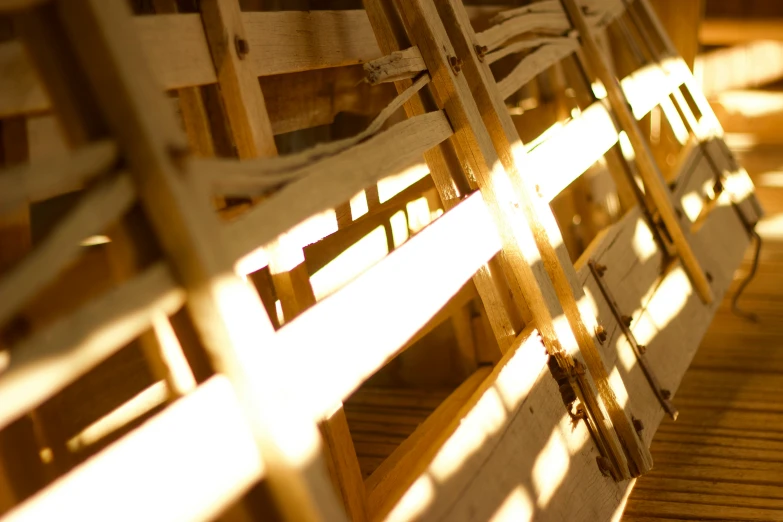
[638,344,647,355]
[594,263,607,277]
[660,389,672,400]
[595,324,607,344]
[596,456,612,477]
[633,418,645,433]
[621,315,633,327]
[235,35,250,59]
[475,44,489,62]
[448,55,463,74]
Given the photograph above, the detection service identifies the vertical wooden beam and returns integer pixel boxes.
[11,1,345,520]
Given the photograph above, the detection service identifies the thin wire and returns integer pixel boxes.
[731,229,762,323]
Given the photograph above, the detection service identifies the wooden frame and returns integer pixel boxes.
[0,0,761,521]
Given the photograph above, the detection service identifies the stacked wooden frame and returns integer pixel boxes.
[0,0,762,521]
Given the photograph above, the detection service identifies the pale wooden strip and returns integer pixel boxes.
[207,73,430,184]
[477,12,571,51]
[275,192,501,420]
[0,173,135,327]
[4,376,263,522]
[0,140,117,213]
[0,263,184,431]
[364,46,426,85]
[224,110,452,263]
[527,102,618,202]
[485,36,570,65]
[497,42,578,100]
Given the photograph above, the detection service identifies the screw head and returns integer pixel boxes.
[660,389,672,400]
[594,263,607,277]
[638,344,647,355]
[234,35,250,59]
[633,418,645,433]
[448,55,463,73]
[596,456,612,477]
[622,315,633,328]
[595,325,607,344]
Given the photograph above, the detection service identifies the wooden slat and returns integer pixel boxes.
[437,0,650,477]
[496,41,577,100]
[527,102,618,202]
[564,0,714,304]
[0,140,117,213]
[274,192,501,420]
[0,173,135,328]
[0,263,184,431]
[223,110,452,265]
[366,366,492,519]
[4,376,263,522]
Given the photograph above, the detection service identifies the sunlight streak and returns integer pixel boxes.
[309,226,389,301]
[377,162,430,203]
[532,429,570,508]
[489,485,535,521]
[386,475,435,522]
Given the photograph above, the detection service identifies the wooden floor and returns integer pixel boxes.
[624,146,783,521]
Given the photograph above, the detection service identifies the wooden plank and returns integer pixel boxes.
[363,0,521,354]
[319,408,368,522]
[37,1,344,519]
[0,173,135,328]
[365,366,491,519]
[527,102,618,202]
[564,0,714,305]
[0,263,184,431]
[273,192,501,420]
[3,377,264,522]
[0,140,117,213]
[223,110,452,265]
[436,0,650,477]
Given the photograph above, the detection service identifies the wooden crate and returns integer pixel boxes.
[0,0,762,521]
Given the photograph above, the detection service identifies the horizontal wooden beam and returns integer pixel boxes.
[0,263,184,431]
[4,376,263,522]
[224,110,452,266]
[274,192,501,420]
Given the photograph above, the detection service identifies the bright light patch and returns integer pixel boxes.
[80,235,111,247]
[430,387,508,482]
[757,171,783,188]
[309,226,389,301]
[632,219,658,264]
[755,213,783,239]
[681,190,705,223]
[406,197,431,233]
[390,210,410,249]
[377,162,430,203]
[532,429,570,508]
[490,486,535,521]
[349,191,369,220]
[386,475,435,522]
